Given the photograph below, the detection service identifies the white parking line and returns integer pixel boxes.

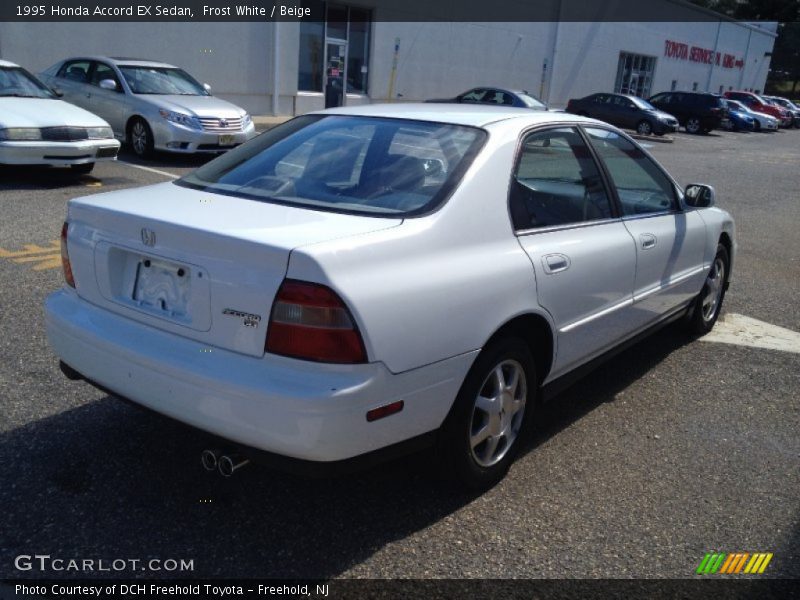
[119,160,179,179]
[700,313,800,354]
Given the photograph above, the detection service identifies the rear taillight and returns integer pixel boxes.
[60,221,75,288]
[265,279,366,364]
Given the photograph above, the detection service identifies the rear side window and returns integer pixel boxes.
[584,128,676,216]
[178,115,486,217]
[509,127,613,230]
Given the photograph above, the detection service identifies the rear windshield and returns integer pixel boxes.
[177,115,486,217]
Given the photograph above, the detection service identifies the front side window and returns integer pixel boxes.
[584,128,676,216]
[178,115,485,217]
[509,127,613,230]
[461,89,487,103]
[90,63,121,90]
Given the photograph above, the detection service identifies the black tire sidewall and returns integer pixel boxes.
[689,243,730,334]
[440,337,537,489]
[129,118,154,158]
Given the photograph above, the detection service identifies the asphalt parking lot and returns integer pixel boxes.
[0,127,798,581]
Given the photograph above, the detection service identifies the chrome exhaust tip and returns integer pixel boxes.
[218,454,250,477]
[201,449,221,472]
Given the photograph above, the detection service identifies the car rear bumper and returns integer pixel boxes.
[0,139,120,165]
[152,120,257,154]
[45,288,474,462]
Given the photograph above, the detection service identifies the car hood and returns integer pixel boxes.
[647,109,677,121]
[0,97,110,128]
[729,110,752,119]
[143,94,247,118]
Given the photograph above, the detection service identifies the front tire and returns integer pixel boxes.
[636,120,653,135]
[128,118,154,158]
[440,337,536,489]
[687,243,729,335]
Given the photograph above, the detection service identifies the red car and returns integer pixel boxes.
[724,91,792,127]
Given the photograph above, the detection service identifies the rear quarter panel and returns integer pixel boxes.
[286,119,556,374]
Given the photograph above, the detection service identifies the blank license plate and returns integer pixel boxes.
[132,257,191,317]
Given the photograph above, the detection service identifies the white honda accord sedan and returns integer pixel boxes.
[46,104,735,488]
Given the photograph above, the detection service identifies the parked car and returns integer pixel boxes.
[565,93,678,135]
[46,104,734,488]
[647,91,727,134]
[0,59,119,174]
[763,96,800,128]
[720,101,756,132]
[427,87,547,110]
[39,57,256,158]
[723,91,792,128]
[723,99,778,132]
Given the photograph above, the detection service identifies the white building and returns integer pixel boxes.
[0,0,777,115]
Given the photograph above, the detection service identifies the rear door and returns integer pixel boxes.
[583,127,707,327]
[53,59,93,109]
[510,126,638,377]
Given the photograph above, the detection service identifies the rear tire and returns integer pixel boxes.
[686,243,729,335]
[685,117,702,134]
[439,337,536,490]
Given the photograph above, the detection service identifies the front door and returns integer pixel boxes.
[324,41,346,108]
[583,127,708,326]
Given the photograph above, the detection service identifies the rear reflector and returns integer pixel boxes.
[60,221,75,288]
[266,279,367,363]
[366,400,404,422]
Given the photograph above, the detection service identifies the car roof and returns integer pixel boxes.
[314,102,599,128]
[0,59,20,68]
[60,56,177,69]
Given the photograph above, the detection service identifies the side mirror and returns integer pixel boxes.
[684,183,715,208]
[203,82,212,93]
[99,79,117,91]
[51,86,64,97]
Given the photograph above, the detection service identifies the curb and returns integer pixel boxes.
[627,131,675,143]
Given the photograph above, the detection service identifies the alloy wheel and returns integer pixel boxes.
[701,257,725,322]
[469,359,527,468]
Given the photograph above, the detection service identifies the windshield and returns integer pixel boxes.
[727,100,747,113]
[177,115,486,217]
[630,96,657,110]
[0,66,55,98]
[518,93,547,110]
[118,66,209,95]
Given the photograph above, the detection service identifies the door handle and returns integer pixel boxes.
[542,253,571,274]
[640,233,657,249]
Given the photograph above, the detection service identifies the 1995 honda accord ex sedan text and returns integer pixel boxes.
[46,104,735,488]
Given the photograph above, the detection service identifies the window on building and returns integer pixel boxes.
[297,2,371,95]
[670,80,677,91]
[614,52,656,98]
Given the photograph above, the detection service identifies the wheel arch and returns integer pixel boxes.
[484,313,554,386]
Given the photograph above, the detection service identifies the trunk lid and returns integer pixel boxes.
[67,181,401,357]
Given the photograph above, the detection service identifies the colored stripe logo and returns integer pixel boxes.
[696,552,773,575]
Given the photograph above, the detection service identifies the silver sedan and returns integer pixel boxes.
[40,56,256,158]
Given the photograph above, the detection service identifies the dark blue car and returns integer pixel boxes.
[723,102,756,131]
